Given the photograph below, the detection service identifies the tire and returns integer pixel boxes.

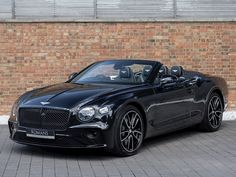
[199,92,224,132]
[111,105,144,156]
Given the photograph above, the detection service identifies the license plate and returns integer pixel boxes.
[26,129,55,139]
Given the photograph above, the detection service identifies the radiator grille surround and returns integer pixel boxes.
[18,107,70,131]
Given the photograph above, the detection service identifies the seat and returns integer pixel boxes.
[154,65,169,83]
[142,65,152,81]
[159,65,169,77]
[170,66,183,77]
[118,66,134,82]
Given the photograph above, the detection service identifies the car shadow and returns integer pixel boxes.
[12,122,229,160]
[141,122,228,151]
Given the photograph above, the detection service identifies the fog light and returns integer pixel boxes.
[86,131,97,139]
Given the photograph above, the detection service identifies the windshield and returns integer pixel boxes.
[71,60,156,84]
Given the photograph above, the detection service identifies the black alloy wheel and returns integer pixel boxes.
[199,92,223,132]
[112,105,144,156]
[208,95,223,129]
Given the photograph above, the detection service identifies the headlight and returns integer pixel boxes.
[78,107,95,122]
[11,103,17,117]
[10,100,19,121]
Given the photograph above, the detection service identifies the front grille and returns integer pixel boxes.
[18,107,70,130]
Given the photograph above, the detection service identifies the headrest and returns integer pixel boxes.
[170,66,183,77]
[142,65,152,77]
[119,67,132,79]
[159,65,169,77]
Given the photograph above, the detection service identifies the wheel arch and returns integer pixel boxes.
[198,86,225,132]
[207,87,225,109]
[124,101,148,138]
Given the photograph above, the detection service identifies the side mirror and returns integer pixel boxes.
[68,72,78,80]
[178,77,185,83]
[189,76,202,86]
[160,77,176,88]
[160,77,173,84]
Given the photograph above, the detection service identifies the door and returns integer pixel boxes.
[186,76,205,124]
[147,77,195,133]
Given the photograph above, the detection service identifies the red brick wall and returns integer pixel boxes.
[0,22,235,115]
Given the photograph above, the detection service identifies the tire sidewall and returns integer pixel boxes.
[202,92,223,131]
[113,105,144,156]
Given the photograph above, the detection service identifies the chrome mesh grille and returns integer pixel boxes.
[19,107,70,130]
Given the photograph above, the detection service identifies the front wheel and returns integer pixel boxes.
[199,92,224,132]
[112,105,144,156]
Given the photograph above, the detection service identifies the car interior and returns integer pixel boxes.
[95,63,201,85]
[115,65,154,83]
[118,64,202,86]
[116,65,187,84]
[157,65,203,87]
[158,65,184,84]
[118,66,135,82]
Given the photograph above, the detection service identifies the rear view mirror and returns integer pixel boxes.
[68,72,78,80]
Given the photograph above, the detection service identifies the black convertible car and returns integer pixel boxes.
[9,59,227,156]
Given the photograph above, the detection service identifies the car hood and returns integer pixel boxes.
[21,82,132,109]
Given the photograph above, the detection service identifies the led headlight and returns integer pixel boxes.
[78,107,95,122]
[10,100,19,121]
[11,103,17,116]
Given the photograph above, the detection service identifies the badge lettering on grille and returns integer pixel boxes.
[41,112,46,117]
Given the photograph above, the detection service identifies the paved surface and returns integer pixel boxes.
[1,122,236,177]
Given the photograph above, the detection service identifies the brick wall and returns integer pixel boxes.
[0,22,235,115]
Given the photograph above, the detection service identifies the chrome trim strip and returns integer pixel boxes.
[69,121,108,130]
[26,134,55,139]
[16,129,26,133]
[56,133,70,137]
[19,105,70,111]
[147,98,195,112]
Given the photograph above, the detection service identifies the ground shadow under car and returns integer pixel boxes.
[10,121,228,160]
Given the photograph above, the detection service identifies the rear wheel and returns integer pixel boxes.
[112,105,144,156]
[199,92,223,132]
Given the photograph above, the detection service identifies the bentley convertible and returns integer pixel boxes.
[8,59,227,156]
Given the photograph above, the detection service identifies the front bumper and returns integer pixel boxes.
[8,121,111,148]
